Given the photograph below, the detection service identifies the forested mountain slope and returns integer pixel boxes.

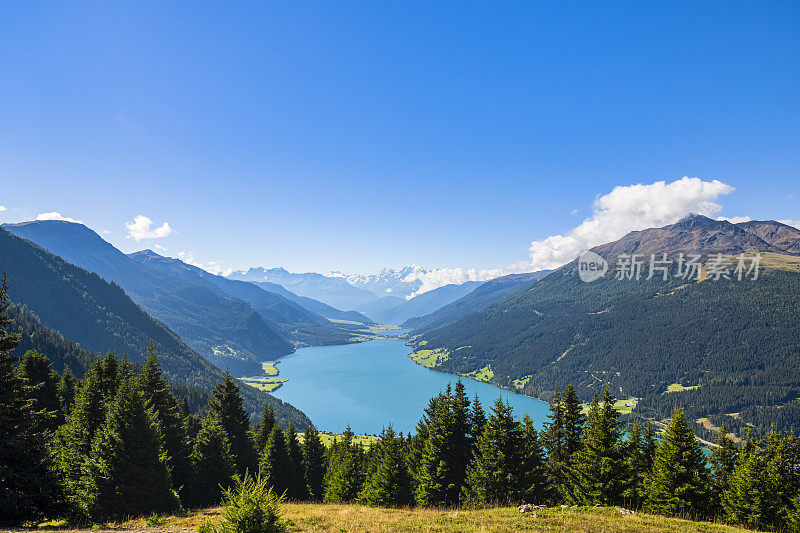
[0,227,310,427]
[414,216,800,435]
[403,271,550,330]
[4,221,293,374]
[129,250,363,346]
[363,282,483,325]
[248,280,372,323]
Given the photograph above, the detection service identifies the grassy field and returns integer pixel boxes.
[409,348,449,368]
[464,365,494,383]
[33,503,761,532]
[315,432,380,448]
[665,383,700,393]
[262,361,280,376]
[513,375,531,390]
[240,377,288,392]
[581,398,638,415]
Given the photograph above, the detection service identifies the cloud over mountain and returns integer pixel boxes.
[125,215,174,241]
[36,211,83,223]
[406,177,737,296]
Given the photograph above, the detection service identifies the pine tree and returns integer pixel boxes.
[324,428,364,503]
[562,384,585,458]
[461,399,524,505]
[414,389,453,506]
[16,349,62,431]
[58,365,77,416]
[260,425,292,496]
[447,380,472,504]
[622,418,648,508]
[0,274,60,524]
[709,424,738,513]
[470,393,486,442]
[645,408,710,518]
[544,387,569,502]
[79,379,177,520]
[138,342,192,499]
[208,372,257,477]
[56,358,109,507]
[302,425,327,501]
[254,403,276,453]
[358,426,412,507]
[642,420,657,474]
[722,440,763,527]
[520,414,548,504]
[759,429,792,527]
[570,387,625,506]
[187,416,236,508]
[285,423,307,500]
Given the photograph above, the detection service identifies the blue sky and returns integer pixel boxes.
[1,1,798,276]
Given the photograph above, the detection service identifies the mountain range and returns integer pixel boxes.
[0,225,310,427]
[410,215,800,437]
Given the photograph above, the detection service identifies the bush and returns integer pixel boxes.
[197,475,285,533]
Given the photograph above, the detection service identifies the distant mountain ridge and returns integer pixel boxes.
[335,265,428,299]
[403,271,551,330]
[129,250,368,347]
[4,220,292,375]
[229,267,378,310]
[359,282,483,325]
[0,226,310,427]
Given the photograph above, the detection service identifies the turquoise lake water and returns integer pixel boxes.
[269,338,551,435]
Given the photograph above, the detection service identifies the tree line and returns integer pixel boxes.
[4,278,800,530]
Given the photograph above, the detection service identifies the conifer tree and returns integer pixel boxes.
[447,380,472,504]
[208,372,257,477]
[285,423,307,500]
[79,379,177,520]
[324,428,364,503]
[759,429,792,527]
[56,358,110,506]
[0,275,60,524]
[187,416,236,508]
[58,365,77,416]
[358,426,412,507]
[260,425,292,496]
[520,414,548,504]
[16,349,62,431]
[722,440,763,527]
[642,420,657,474]
[544,387,569,502]
[645,408,710,517]
[302,425,327,501]
[570,387,625,506]
[414,389,454,506]
[562,384,585,458]
[709,424,738,512]
[470,393,486,442]
[462,399,523,505]
[254,403,276,453]
[622,418,648,507]
[138,343,192,498]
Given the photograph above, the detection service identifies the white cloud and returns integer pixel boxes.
[779,219,800,229]
[177,251,234,277]
[0,205,6,212]
[153,243,167,252]
[125,215,174,241]
[528,177,734,270]
[717,216,751,224]
[36,212,83,223]
[406,177,736,297]
[102,229,112,235]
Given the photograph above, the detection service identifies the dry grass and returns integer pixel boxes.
[23,503,761,532]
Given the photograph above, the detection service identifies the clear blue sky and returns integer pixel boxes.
[1,1,798,274]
